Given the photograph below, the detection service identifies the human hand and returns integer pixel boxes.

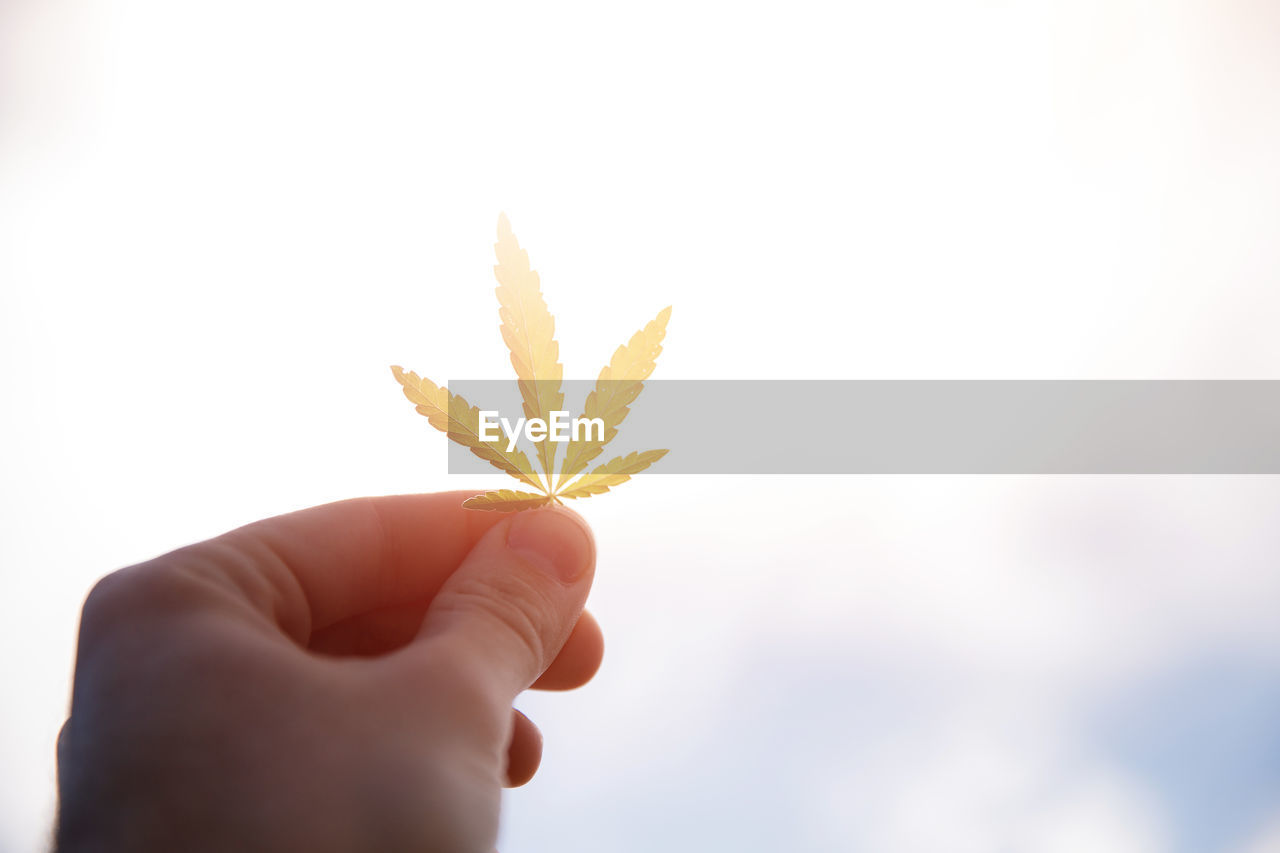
[55,492,600,852]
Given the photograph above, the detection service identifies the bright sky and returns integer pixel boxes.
[3,1,1280,851]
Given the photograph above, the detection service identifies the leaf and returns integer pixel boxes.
[390,365,543,492]
[462,489,553,512]
[558,449,670,500]
[494,212,564,481]
[391,216,671,511]
[556,306,671,490]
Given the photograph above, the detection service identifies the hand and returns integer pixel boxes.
[55,492,601,852]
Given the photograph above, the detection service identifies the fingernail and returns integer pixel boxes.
[506,509,593,584]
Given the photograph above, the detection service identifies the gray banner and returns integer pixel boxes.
[443,381,1280,474]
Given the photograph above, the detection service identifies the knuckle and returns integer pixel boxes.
[76,565,171,660]
[443,572,556,669]
[80,566,149,629]
[78,558,211,642]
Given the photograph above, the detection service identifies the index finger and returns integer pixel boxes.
[202,491,506,638]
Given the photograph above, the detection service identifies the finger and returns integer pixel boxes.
[174,491,506,640]
[504,709,542,787]
[402,505,596,700]
[530,609,603,691]
[309,596,604,688]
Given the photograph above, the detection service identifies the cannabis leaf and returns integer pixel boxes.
[392,214,670,511]
[389,366,542,491]
[493,214,564,484]
[555,306,670,491]
[459,489,555,512]
[556,449,671,500]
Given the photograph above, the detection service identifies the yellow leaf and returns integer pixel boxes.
[558,449,669,500]
[462,489,553,512]
[556,306,671,490]
[391,365,544,492]
[391,216,671,511]
[494,213,564,481]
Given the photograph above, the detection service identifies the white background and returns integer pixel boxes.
[3,1,1280,851]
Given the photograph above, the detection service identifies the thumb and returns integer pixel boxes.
[409,505,596,699]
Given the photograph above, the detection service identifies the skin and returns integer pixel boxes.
[55,492,602,853]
